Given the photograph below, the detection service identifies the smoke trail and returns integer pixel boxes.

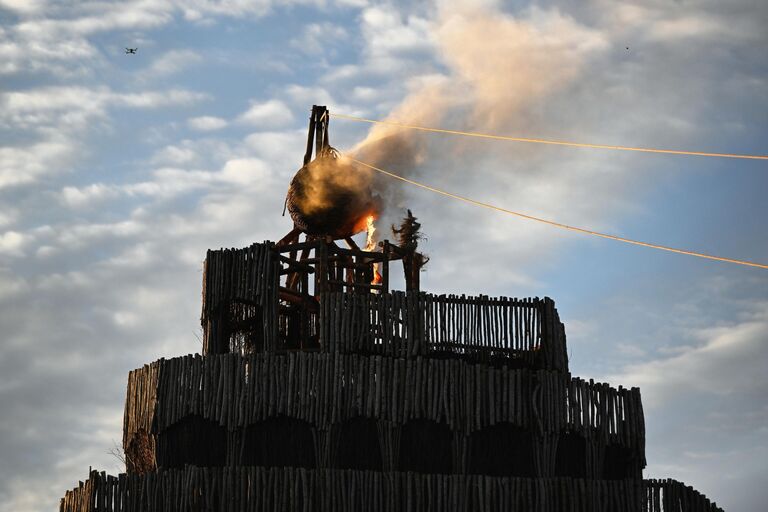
[350,6,607,192]
[288,5,605,240]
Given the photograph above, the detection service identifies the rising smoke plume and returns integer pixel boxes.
[349,5,607,214]
[289,5,605,240]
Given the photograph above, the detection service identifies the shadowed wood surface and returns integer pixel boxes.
[60,468,723,512]
[58,239,723,511]
[202,243,568,370]
[123,353,646,478]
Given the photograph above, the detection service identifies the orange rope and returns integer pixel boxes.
[332,113,768,161]
[347,156,768,270]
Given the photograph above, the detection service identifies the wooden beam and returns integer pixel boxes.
[276,227,301,248]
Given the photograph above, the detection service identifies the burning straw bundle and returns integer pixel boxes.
[286,148,381,239]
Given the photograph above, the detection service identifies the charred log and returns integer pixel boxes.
[392,209,429,292]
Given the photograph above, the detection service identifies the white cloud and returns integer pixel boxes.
[35,245,58,259]
[0,209,17,228]
[351,86,379,102]
[0,30,98,76]
[238,99,294,127]
[1,86,208,132]
[13,6,173,37]
[648,15,730,41]
[2,87,106,125]
[607,302,768,409]
[0,1,172,77]
[138,156,271,196]
[113,89,209,108]
[60,184,120,209]
[0,230,30,257]
[188,115,227,131]
[0,0,46,13]
[243,129,305,166]
[143,49,202,77]
[290,22,348,54]
[0,269,28,300]
[59,155,273,208]
[283,85,336,109]
[151,145,199,166]
[359,5,434,70]
[103,243,156,270]
[333,0,367,6]
[34,269,96,293]
[0,141,75,189]
[124,171,211,199]
[174,0,274,21]
[282,85,363,119]
[53,220,145,250]
[219,158,271,186]
[149,138,232,167]
[599,297,768,511]
[0,85,208,191]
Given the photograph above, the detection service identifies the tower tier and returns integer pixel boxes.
[61,468,723,512]
[123,352,645,479]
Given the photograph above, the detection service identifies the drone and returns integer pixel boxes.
[125,48,137,54]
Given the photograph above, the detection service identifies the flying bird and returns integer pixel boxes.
[125,48,137,54]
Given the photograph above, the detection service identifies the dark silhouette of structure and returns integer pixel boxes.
[60,106,723,512]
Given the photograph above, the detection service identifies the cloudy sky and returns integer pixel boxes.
[1,0,766,510]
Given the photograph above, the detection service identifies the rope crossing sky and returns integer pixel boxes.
[332,113,768,161]
[346,156,768,270]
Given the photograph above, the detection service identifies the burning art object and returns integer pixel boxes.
[286,148,381,238]
[285,106,381,239]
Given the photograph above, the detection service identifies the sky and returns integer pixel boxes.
[0,0,766,510]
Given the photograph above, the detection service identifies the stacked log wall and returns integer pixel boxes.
[200,244,567,372]
[60,468,723,512]
[202,244,279,354]
[123,354,645,476]
[59,241,721,511]
[318,293,567,372]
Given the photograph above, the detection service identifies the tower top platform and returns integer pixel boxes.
[201,241,568,372]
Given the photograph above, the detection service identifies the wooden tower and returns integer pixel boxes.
[60,108,723,512]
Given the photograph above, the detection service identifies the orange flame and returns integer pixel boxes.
[352,214,371,236]
[372,268,383,285]
[362,214,383,287]
[364,215,376,251]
